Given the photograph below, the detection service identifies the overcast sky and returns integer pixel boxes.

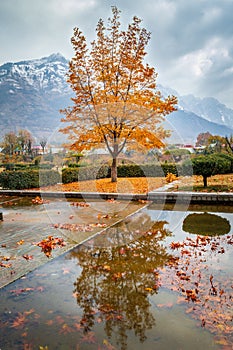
[1,0,233,109]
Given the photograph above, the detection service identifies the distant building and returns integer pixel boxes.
[32,145,43,156]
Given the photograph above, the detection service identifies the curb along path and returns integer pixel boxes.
[0,189,233,204]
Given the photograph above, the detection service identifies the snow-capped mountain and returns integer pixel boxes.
[0,53,69,94]
[0,53,232,143]
[0,53,72,141]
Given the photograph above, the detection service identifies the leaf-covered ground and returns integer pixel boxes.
[171,174,233,192]
[39,174,233,194]
[41,177,167,194]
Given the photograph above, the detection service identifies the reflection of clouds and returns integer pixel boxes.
[210,249,232,273]
[147,208,189,236]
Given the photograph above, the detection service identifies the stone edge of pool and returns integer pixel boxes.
[0,189,233,204]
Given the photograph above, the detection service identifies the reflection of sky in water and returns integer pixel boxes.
[147,206,232,237]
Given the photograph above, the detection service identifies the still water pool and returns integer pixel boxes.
[0,197,232,350]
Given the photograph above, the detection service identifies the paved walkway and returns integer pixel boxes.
[0,189,233,204]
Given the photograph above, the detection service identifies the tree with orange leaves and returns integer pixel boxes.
[60,7,177,182]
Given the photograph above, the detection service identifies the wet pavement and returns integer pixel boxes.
[0,195,147,289]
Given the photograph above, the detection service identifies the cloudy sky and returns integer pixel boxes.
[1,0,233,108]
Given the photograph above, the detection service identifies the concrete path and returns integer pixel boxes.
[0,189,233,204]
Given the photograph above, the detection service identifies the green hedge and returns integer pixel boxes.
[62,165,110,183]
[189,153,232,187]
[62,162,193,183]
[117,163,176,177]
[1,163,53,171]
[3,155,231,188]
[0,169,60,190]
[191,154,232,176]
[212,153,233,172]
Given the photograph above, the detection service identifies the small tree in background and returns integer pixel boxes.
[18,129,33,155]
[225,135,233,154]
[40,138,47,154]
[191,154,232,187]
[0,132,18,155]
[195,132,212,147]
[60,6,177,182]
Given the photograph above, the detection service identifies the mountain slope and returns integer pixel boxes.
[0,53,72,139]
[158,84,233,130]
[164,110,233,144]
[179,95,233,128]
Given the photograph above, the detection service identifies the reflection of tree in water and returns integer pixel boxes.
[69,215,173,350]
[182,212,231,236]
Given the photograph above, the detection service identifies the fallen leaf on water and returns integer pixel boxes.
[0,262,12,268]
[157,303,173,308]
[2,256,11,261]
[59,323,74,334]
[23,254,33,260]
[10,288,34,296]
[170,241,184,249]
[11,312,28,329]
[81,331,97,344]
[17,239,25,245]
[70,201,90,207]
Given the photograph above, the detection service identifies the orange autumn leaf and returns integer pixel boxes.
[11,312,28,329]
[17,239,25,245]
[157,303,173,309]
[23,254,33,261]
[35,236,66,258]
[81,331,97,344]
[0,262,12,268]
[59,323,74,335]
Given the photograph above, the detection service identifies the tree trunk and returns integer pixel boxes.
[203,175,208,187]
[111,157,117,182]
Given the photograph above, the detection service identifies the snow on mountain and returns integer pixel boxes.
[0,53,72,140]
[0,53,232,143]
[0,53,69,94]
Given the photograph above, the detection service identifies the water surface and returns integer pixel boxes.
[0,199,232,349]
